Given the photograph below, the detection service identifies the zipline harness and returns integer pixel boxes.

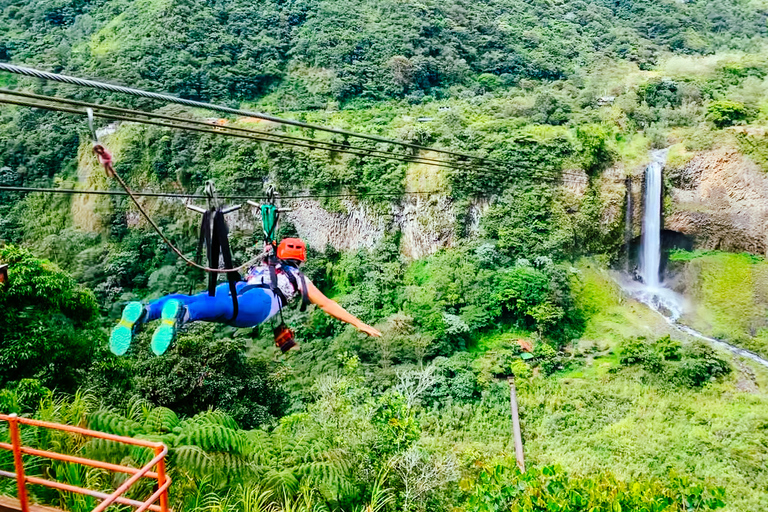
[187,181,243,321]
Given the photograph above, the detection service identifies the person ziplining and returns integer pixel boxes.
[86,109,381,357]
[110,236,382,356]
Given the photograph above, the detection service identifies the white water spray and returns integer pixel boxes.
[640,150,666,288]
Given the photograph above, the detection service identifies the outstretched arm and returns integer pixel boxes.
[305,279,382,337]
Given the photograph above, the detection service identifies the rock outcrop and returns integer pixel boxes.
[286,195,458,259]
[666,148,768,256]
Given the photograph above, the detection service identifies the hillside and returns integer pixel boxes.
[3,0,768,511]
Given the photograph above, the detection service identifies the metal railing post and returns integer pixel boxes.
[154,446,168,512]
[8,414,29,512]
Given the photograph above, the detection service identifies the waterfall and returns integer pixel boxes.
[640,150,667,288]
[616,149,768,368]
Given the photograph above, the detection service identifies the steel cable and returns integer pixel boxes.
[0,63,509,167]
[0,89,485,171]
[0,185,444,200]
[92,144,270,274]
[0,91,486,172]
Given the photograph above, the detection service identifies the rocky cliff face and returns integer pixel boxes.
[284,195,459,259]
[666,148,768,257]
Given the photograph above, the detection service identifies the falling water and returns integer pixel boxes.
[640,150,666,288]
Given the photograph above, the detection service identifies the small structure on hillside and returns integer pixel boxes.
[597,96,616,106]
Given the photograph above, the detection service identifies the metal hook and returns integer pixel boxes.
[265,185,276,205]
[86,108,98,143]
[186,180,240,214]
[204,180,219,210]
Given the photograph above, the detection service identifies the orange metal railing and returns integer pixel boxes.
[0,413,171,512]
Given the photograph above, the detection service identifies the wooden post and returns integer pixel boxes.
[508,376,525,472]
[625,176,633,272]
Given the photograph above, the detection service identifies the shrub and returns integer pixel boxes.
[706,100,754,128]
[462,461,726,511]
[656,335,682,361]
[618,337,651,366]
[0,245,100,390]
[576,124,615,175]
[619,336,731,388]
[678,342,731,387]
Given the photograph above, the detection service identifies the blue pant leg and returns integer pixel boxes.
[146,283,271,328]
[182,283,238,323]
[145,283,232,321]
[145,293,199,321]
[228,287,273,328]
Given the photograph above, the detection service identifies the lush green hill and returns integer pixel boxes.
[2,0,767,104]
[3,0,768,511]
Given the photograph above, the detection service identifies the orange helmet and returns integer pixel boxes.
[277,238,307,263]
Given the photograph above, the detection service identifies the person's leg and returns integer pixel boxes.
[227,287,274,328]
[144,293,200,322]
[111,285,234,356]
[182,283,241,323]
[110,291,205,355]
[151,283,236,355]
[110,301,147,355]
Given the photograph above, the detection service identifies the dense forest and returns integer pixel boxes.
[3,0,768,510]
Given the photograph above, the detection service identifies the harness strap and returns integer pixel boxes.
[213,209,240,321]
[282,264,309,312]
[199,208,240,321]
[267,255,288,308]
[298,272,309,312]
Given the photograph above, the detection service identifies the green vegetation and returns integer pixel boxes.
[671,250,768,358]
[706,100,755,128]
[3,0,768,510]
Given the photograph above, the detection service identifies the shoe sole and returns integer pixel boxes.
[151,299,181,356]
[110,302,144,356]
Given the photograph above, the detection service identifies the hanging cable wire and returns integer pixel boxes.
[0,63,509,168]
[0,89,489,172]
[0,185,445,200]
[91,143,272,274]
[0,88,486,169]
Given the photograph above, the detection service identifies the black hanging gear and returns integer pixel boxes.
[196,207,241,321]
[187,181,243,322]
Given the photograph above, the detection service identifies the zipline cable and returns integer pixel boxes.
[91,144,270,274]
[0,92,479,172]
[0,89,485,172]
[0,63,509,168]
[0,185,445,199]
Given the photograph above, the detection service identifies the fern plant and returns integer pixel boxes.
[247,427,353,504]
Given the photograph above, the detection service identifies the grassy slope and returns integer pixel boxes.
[421,261,768,511]
[673,251,768,358]
[524,262,768,511]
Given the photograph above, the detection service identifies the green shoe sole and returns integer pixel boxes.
[110,301,144,356]
[151,299,182,356]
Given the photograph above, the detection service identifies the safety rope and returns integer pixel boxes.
[0,63,508,168]
[91,144,268,274]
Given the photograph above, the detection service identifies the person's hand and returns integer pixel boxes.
[358,323,382,337]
